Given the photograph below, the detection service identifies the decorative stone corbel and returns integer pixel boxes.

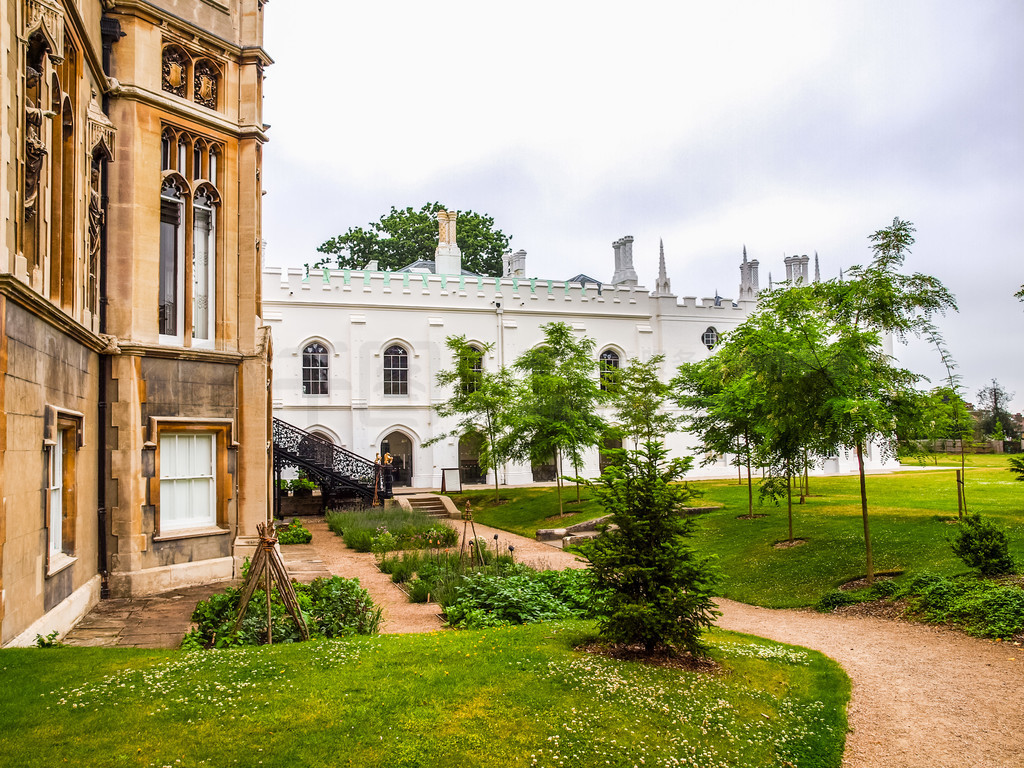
[98,334,120,354]
[25,0,65,63]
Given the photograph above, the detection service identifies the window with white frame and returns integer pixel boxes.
[159,432,216,532]
[599,349,620,391]
[460,344,484,394]
[384,345,409,395]
[302,342,329,395]
[702,327,719,350]
[47,430,64,557]
[45,419,78,568]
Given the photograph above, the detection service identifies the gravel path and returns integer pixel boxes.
[305,517,445,634]
[716,598,1024,768]
[308,510,1024,768]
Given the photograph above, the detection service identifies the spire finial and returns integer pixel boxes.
[814,251,820,282]
[654,237,672,296]
[743,244,748,263]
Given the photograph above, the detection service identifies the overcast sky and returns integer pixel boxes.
[262,1,1024,412]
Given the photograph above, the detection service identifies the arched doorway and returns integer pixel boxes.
[532,454,557,482]
[599,437,623,473]
[380,431,412,486]
[459,432,486,484]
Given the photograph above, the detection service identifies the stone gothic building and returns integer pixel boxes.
[1,0,273,645]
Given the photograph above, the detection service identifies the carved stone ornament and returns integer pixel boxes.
[98,334,120,355]
[162,47,187,97]
[24,0,64,63]
[193,61,218,109]
[24,102,47,220]
[86,93,116,161]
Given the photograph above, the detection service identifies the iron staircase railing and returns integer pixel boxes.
[272,418,390,507]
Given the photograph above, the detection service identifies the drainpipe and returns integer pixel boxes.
[96,17,123,600]
[494,299,504,367]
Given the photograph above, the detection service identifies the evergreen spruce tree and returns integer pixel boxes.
[584,440,719,657]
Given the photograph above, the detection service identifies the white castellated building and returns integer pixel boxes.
[262,213,886,488]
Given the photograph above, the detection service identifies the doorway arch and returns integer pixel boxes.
[380,431,413,487]
[459,431,486,484]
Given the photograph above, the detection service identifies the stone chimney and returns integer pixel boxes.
[434,210,462,275]
[611,236,638,286]
[784,253,810,284]
[503,249,526,277]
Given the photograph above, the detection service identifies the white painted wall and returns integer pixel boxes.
[263,265,890,488]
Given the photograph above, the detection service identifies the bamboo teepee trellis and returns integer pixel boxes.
[231,521,309,643]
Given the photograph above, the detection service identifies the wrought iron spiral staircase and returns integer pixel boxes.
[272,418,389,507]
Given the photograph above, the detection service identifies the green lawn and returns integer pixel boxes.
[457,484,606,538]
[0,623,848,768]
[456,459,1024,609]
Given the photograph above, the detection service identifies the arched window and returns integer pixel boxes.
[302,343,329,395]
[702,327,719,350]
[599,349,620,391]
[192,189,217,343]
[461,344,484,394]
[159,178,185,337]
[158,130,223,346]
[384,345,409,395]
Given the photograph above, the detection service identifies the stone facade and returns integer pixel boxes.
[1,0,272,645]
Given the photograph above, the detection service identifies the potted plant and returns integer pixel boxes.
[290,477,317,497]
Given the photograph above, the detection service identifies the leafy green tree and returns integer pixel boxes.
[607,354,680,445]
[312,202,511,276]
[673,350,764,518]
[424,336,519,503]
[505,322,607,515]
[799,217,957,582]
[582,440,719,657]
[976,379,1018,440]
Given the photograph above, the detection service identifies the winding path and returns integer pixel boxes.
[715,599,1024,768]
[306,515,1024,768]
[66,510,1024,767]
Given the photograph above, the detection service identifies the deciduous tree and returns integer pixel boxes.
[424,336,519,503]
[312,202,511,276]
[505,322,607,515]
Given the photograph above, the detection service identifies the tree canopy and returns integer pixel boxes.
[423,336,519,502]
[976,379,1018,440]
[504,322,608,515]
[312,202,511,276]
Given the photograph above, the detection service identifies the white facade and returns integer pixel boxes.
[262,239,889,488]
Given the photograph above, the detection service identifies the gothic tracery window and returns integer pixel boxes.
[302,343,329,396]
[159,127,223,345]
